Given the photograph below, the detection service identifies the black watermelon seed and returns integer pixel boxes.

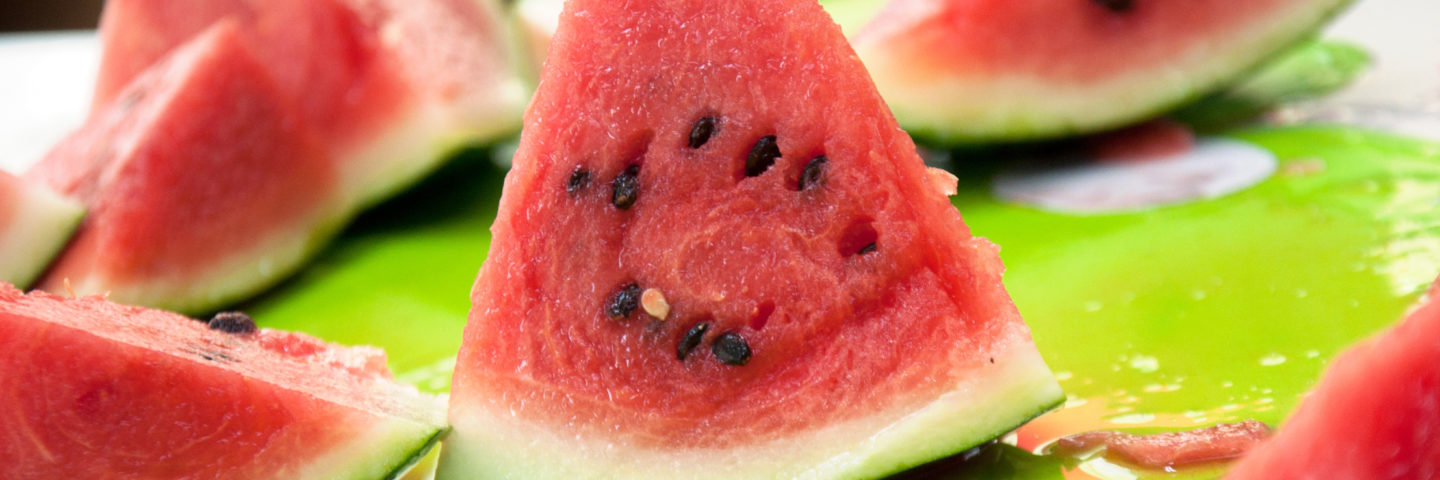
[677,321,711,361]
[689,116,717,149]
[208,311,256,334]
[567,167,591,195]
[746,136,781,177]
[858,242,877,255]
[799,155,827,190]
[1091,0,1133,13]
[612,165,641,209]
[606,283,643,320]
[712,332,752,366]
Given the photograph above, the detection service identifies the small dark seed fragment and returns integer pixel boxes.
[799,155,827,190]
[688,116,717,149]
[1091,0,1133,13]
[746,136,781,177]
[858,242,877,255]
[208,311,256,334]
[567,167,591,195]
[612,165,641,209]
[677,322,710,361]
[712,332,752,366]
[606,283,642,320]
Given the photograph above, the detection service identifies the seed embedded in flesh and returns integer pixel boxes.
[746,136,781,177]
[677,321,710,361]
[858,242,877,255]
[641,288,670,320]
[606,283,643,320]
[208,311,256,334]
[612,165,641,209]
[689,116,717,148]
[567,167,591,195]
[1091,0,1133,13]
[712,332,752,366]
[799,155,827,190]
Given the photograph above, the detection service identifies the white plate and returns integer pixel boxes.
[0,31,96,174]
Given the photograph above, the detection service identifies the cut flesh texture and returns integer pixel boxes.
[1225,280,1440,479]
[29,24,341,314]
[851,0,1353,144]
[29,0,527,313]
[0,171,82,289]
[439,0,1062,478]
[0,284,447,479]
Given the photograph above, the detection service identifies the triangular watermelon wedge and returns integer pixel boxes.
[0,284,447,479]
[438,0,1063,478]
[0,171,83,289]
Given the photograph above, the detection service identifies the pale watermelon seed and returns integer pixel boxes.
[746,136,781,177]
[677,321,710,361]
[208,311,256,334]
[689,116,717,148]
[1092,0,1133,13]
[712,332,752,366]
[612,165,641,209]
[799,155,827,190]
[567,167,591,195]
[606,283,643,320]
[641,288,670,320]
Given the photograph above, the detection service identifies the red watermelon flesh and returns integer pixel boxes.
[1225,280,1440,479]
[438,0,1062,478]
[92,0,524,151]
[0,283,447,479]
[0,171,83,289]
[851,0,1353,143]
[28,22,341,313]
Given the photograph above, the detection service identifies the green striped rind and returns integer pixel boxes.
[436,328,1061,480]
[0,180,83,289]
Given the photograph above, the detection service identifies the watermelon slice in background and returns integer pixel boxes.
[849,0,1354,144]
[0,283,447,479]
[28,0,528,314]
[0,170,82,289]
[29,22,344,315]
[1224,278,1440,479]
[438,0,1063,477]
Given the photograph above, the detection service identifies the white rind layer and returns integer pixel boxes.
[855,0,1352,143]
[436,327,1062,480]
[0,180,83,288]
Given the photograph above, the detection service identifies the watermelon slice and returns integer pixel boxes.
[850,0,1354,144]
[29,23,343,314]
[0,171,82,289]
[1224,279,1440,479]
[29,0,527,314]
[0,283,447,478]
[437,0,1063,478]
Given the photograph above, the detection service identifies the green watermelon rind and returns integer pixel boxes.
[297,419,448,480]
[0,182,84,289]
[380,426,450,480]
[436,332,1062,480]
[867,0,1356,146]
